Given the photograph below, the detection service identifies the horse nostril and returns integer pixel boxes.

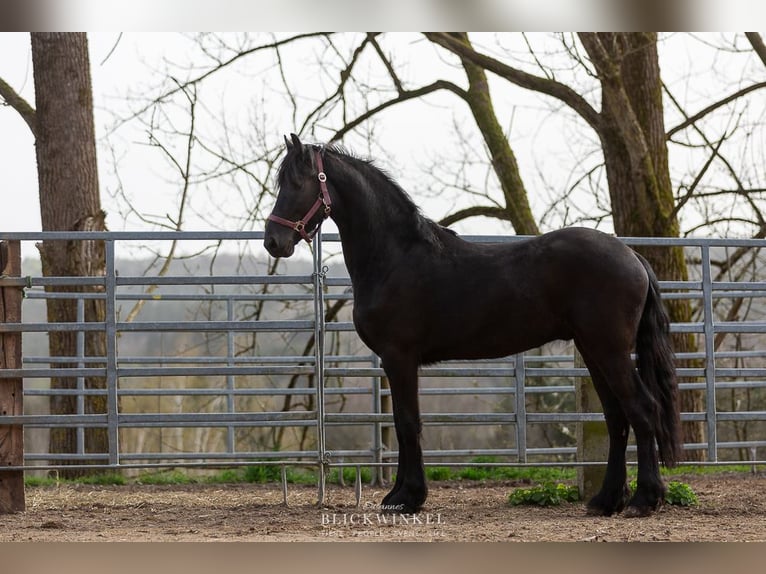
[264,235,278,255]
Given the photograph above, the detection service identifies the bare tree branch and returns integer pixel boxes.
[369,35,405,93]
[123,82,198,324]
[0,76,37,138]
[114,32,330,129]
[329,80,467,142]
[666,81,766,139]
[438,206,510,227]
[663,82,753,205]
[299,33,377,136]
[745,32,766,67]
[669,135,726,220]
[424,32,604,134]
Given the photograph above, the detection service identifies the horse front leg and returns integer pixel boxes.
[379,352,427,513]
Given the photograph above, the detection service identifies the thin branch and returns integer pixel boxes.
[122,83,198,324]
[98,32,123,66]
[299,33,376,136]
[666,81,766,139]
[0,76,37,138]
[369,36,404,94]
[115,32,330,129]
[663,83,750,199]
[438,205,510,227]
[745,32,766,67]
[423,33,604,134]
[329,80,467,142]
[669,135,726,220]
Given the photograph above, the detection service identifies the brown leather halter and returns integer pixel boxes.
[268,148,332,242]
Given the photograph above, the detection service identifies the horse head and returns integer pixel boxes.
[264,133,332,258]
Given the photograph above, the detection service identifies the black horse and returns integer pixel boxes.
[264,134,682,517]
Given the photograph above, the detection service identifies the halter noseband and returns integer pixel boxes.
[268,148,332,243]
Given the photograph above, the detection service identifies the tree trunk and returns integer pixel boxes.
[31,33,109,476]
[451,33,540,236]
[580,33,705,459]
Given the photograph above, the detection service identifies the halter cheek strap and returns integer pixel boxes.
[268,149,332,243]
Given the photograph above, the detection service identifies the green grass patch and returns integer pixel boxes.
[215,469,243,483]
[24,459,750,490]
[243,464,282,483]
[328,467,373,484]
[426,458,575,483]
[425,466,452,481]
[77,473,128,486]
[24,476,60,487]
[135,470,196,485]
[661,464,764,477]
[508,482,580,506]
[286,468,318,485]
[208,465,316,485]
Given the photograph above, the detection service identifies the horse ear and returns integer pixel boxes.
[284,134,293,150]
[289,133,308,162]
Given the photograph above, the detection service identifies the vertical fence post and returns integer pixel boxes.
[371,354,385,485]
[225,296,236,455]
[312,233,327,505]
[76,298,85,456]
[0,240,24,513]
[701,244,718,461]
[104,240,119,467]
[514,353,527,463]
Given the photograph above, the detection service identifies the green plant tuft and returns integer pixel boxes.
[628,479,698,506]
[507,482,580,506]
[665,481,699,506]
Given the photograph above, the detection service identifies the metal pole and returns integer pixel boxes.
[701,245,718,461]
[104,240,119,467]
[514,352,527,462]
[226,297,235,454]
[76,298,85,455]
[372,354,383,485]
[313,233,327,505]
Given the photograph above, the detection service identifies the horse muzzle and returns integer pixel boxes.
[264,221,297,258]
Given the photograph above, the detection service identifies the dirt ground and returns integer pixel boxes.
[1,472,764,542]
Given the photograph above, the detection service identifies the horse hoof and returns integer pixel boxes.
[379,499,418,514]
[380,490,425,514]
[623,505,653,518]
[585,504,614,517]
[586,489,628,517]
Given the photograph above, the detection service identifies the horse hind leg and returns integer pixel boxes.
[622,370,666,517]
[595,356,666,517]
[577,348,631,516]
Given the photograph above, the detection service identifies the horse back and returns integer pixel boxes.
[352,227,648,363]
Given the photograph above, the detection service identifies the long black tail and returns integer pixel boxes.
[635,254,683,467]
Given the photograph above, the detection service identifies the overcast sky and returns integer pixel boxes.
[2,28,765,260]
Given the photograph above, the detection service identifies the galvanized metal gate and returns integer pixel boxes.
[1,231,766,504]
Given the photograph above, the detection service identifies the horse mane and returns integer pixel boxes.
[321,144,447,248]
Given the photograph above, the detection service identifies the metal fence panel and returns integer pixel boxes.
[1,231,766,495]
